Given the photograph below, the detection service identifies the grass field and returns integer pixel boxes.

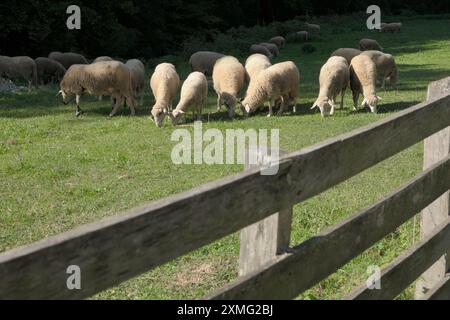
[1,15,450,300]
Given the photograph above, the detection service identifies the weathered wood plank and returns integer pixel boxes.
[348,216,450,300]
[207,155,450,300]
[415,77,450,299]
[239,148,293,276]
[421,274,450,300]
[0,96,449,299]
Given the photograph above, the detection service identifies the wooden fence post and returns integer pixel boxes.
[238,147,293,277]
[415,77,450,299]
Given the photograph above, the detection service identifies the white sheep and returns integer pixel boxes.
[305,22,321,34]
[245,54,271,83]
[359,38,383,51]
[269,36,286,49]
[349,54,381,113]
[259,43,279,57]
[0,56,38,91]
[212,56,246,118]
[49,52,88,69]
[125,59,146,106]
[330,48,362,65]
[360,51,398,89]
[311,56,349,117]
[381,22,402,33]
[241,61,299,117]
[189,51,225,76]
[150,63,180,127]
[35,57,66,85]
[93,56,114,63]
[58,61,136,117]
[249,45,273,59]
[169,72,208,126]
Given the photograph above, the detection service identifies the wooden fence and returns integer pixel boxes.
[0,77,449,300]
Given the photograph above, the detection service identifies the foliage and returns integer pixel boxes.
[0,0,449,59]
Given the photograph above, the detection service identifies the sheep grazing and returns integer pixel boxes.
[48,51,88,69]
[295,31,309,42]
[259,43,279,57]
[269,36,286,49]
[349,55,381,113]
[241,61,300,117]
[0,56,38,91]
[169,72,208,126]
[360,51,398,89]
[330,48,362,65]
[381,22,402,33]
[189,51,225,77]
[245,54,271,83]
[311,56,349,117]
[305,22,321,34]
[359,38,383,51]
[150,63,180,127]
[35,57,66,85]
[93,56,114,63]
[125,59,145,106]
[212,56,246,119]
[58,61,136,117]
[249,45,273,59]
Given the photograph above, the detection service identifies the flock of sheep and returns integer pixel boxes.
[0,21,401,127]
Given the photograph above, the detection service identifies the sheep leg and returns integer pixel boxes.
[216,94,221,111]
[75,95,83,117]
[267,101,273,117]
[352,91,359,112]
[330,101,335,115]
[110,96,121,117]
[129,96,136,116]
[381,78,386,90]
[277,96,286,115]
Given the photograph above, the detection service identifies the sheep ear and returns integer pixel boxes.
[178,110,185,114]
[328,99,335,107]
[376,96,382,100]
[245,104,251,113]
[310,104,318,109]
[56,90,62,96]
[361,98,367,106]
[163,108,168,114]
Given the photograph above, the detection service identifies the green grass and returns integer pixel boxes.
[1,15,450,300]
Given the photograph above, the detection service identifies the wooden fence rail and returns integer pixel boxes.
[0,77,449,299]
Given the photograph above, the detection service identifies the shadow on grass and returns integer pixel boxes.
[377,101,421,114]
[0,90,154,119]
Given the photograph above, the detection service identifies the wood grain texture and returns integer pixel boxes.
[0,95,449,299]
[239,148,293,276]
[348,216,450,300]
[207,155,450,300]
[416,77,450,298]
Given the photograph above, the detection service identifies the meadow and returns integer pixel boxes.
[1,15,450,299]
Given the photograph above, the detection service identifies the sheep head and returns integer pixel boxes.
[57,89,69,105]
[311,97,334,117]
[151,103,168,127]
[169,109,184,126]
[362,95,382,113]
[222,93,236,119]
